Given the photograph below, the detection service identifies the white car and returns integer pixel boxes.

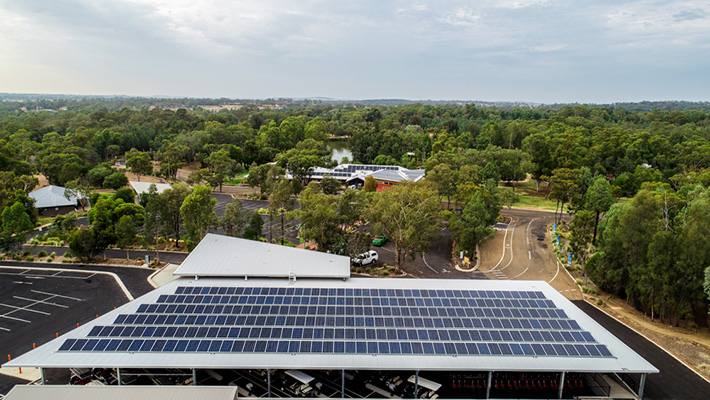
[352,250,378,266]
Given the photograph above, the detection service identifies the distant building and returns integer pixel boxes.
[304,164,425,189]
[129,181,172,196]
[28,185,79,216]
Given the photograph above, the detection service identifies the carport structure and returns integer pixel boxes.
[4,235,657,399]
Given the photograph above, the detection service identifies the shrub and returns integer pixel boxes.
[38,250,48,257]
[596,298,605,307]
[47,257,53,262]
[24,256,34,262]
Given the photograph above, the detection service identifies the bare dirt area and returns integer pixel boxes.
[123,171,167,184]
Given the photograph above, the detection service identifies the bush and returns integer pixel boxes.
[24,256,34,262]
[575,279,583,285]
[38,250,48,257]
[22,250,30,256]
[103,172,129,189]
[596,298,605,307]
[47,257,53,262]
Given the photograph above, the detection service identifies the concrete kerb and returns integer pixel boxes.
[147,263,180,288]
[454,244,480,272]
[0,265,134,301]
[584,298,710,385]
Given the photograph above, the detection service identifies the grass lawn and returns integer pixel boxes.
[36,216,55,226]
[502,180,558,211]
[225,172,249,185]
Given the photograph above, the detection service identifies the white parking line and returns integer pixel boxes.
[0,314,30,323]
[0,265,134,301]
[0,302,51,315]
[13,296,69,308]
[31,290,82,301]
[0,326,10,332]
[421,254,439,274]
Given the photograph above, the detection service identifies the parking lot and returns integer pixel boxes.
[0,266,131,394]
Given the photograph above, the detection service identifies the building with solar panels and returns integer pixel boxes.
[4,234,657,399]
[296,164,425,188]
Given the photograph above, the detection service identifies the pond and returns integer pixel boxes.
[328,139,352,163]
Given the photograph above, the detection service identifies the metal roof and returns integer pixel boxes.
[2,385,238,400]
[129,181,172,195]
[28,185,77,208]
[173,234,351,279]
[4,278,657,374]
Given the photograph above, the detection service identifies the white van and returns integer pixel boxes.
[352,250,378,266]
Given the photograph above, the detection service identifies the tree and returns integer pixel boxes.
[69,228,101,260]
[297,183,344,252]
[363,175,378,192]
[142,184,163,260]
[221,198,250,237]
[181,185,218,250]
[585,176,614,244]
[268,178,294,245]
[569,210,595,285]
[115,215,137,258]
[0,202,33,253]
[549,168,581,224]
[114,187,135,204]
[449,183,500,259]
[427,163,458,208]
[320,176,342,195]
[243,211,263,241]
[276,148,324,185]
[499,187,520,210]
[160,183,190,246]
[103,172,129,189]
[64,179,93,211]
[205,149,233,192]
[368,181,444,271]
[125,148,153,182]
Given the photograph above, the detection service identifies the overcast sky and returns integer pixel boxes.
[1,0,709,103]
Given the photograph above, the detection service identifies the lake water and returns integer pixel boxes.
[328,140,352,163]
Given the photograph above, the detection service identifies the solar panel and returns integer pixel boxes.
[58,286,613,358]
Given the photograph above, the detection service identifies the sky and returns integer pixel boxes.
[0,0,709,103]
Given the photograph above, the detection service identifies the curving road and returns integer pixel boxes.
[477,208,579,299]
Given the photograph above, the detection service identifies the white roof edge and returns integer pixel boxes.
[173,234,351,279]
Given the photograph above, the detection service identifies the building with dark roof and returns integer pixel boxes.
[28,185,79,216]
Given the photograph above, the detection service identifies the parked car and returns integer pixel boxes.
[372,236,388,246]
[352,250,378,266]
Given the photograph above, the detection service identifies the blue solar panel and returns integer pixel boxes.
[60,286,614,358]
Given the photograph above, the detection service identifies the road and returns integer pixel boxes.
[574,300,710,400]
[477,208,579,299]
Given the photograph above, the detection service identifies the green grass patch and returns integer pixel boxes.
[36,216,54,226]
[225,177,246,185]
[511,194,558,211]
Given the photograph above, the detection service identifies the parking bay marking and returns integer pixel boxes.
[14,296,69,308]
[0,302,51,315]
[31,290,82,301]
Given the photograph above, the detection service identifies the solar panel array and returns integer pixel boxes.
[58,287,614,358]
[309,165,403,180]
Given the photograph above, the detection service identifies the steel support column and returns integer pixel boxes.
[192,369,197,386]
[341,369,345,398]
[558,371,565,399]
[638,373,646,400]
[414,370,419,399]
[40,368,45,385]
[117,368,122,386]
[486,371,493,399]
[267,369,272,397]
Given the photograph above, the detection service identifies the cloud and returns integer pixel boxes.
[438,7,482,27]
[0,0,708,102]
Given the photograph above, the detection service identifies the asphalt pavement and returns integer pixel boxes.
[574,300,710,400]
[0,264,135,393]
